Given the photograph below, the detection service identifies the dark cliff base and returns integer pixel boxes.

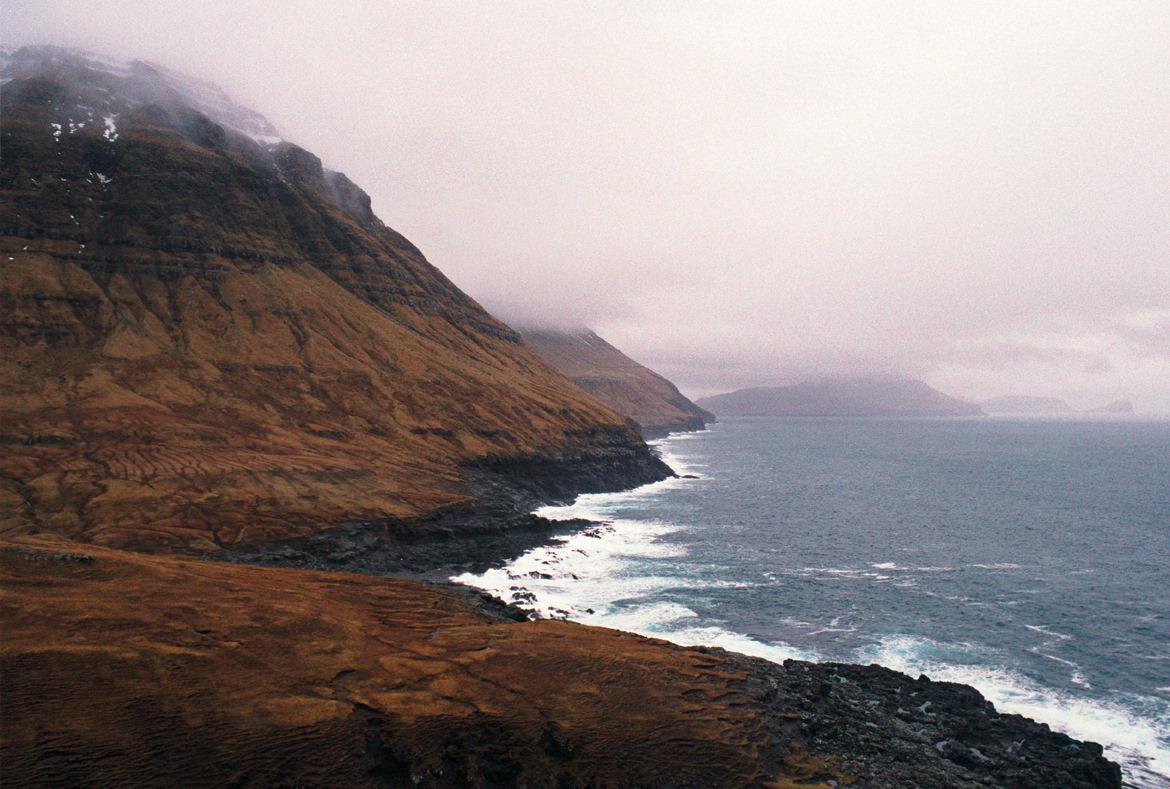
[718,650,1121,788]
[226,507,588,580]
[226,447,674,578]
[636,414,711,440]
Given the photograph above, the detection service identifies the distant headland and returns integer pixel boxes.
[696,376,985,418]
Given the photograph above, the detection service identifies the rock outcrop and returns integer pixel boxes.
[698,377,984,418]
[520,328,714,438]
[0,46,669,553]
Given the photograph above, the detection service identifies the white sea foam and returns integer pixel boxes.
[457,426,1170,786]
[648,622,819,664]
[854,634,1170,786]
[533,473,690,524]
[785,565,916,583]
[453,509,689,622]
[1032,652,1092,689]
[1024,623,1073,641]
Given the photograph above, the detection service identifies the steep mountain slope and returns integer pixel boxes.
[520,328,714,438]
[697,377,984,418]
[0,47,668,552]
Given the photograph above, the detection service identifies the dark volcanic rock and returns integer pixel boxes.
[228,443,672,577]
[713,650,1122,788]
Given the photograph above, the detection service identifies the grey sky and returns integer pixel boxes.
[5,1,1169,411]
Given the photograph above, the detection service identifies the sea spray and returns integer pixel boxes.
[457,419,1170,786]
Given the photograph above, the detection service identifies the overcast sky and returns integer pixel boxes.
[5,2,1169,411]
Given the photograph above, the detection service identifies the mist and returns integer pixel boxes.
[5,1,1168,411]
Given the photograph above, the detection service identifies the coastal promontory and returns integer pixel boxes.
[2,536,1121,787]
[520,328,714,438]
[697,377,985,418]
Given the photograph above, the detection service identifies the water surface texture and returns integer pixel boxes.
[459,417,1170,787]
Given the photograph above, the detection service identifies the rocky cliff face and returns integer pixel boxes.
[520,328,714,439]
[0,47,668,552]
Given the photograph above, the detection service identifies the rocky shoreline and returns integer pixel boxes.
[225,446,674,578]
[713,649,1121,788]
[215,450,1127,787]
[4,533,1123,788]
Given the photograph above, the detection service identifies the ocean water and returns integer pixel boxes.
[457,416,1170,787]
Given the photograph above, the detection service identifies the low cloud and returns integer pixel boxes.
[4,1,1169,411]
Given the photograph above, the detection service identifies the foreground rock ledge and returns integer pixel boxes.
[1,537,1120,788]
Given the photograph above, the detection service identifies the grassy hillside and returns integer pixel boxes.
[521,328,713,438]
[0,67,667,552]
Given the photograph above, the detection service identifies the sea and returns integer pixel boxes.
[457,416,1170,788]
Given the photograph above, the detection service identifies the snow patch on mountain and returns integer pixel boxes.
[1,45,282,145]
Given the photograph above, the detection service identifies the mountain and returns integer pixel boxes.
[519,328,714,438]
[0,46,669,553]
[696,377,984,418]
[981,395,1075,415]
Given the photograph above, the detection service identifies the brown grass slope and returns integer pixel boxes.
[521,328,714,438]
[0,535,850,788]
[0,72,664,552]
[1,536,1122,788]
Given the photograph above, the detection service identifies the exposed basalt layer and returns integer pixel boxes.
[227,511,586,582]
[1,536,1121,788]
[228,446,673,578]
[0,49,669,553]
[713,649,1121,788]
[520,328,714,438]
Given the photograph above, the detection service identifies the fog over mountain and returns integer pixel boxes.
[6,2,1168,413]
